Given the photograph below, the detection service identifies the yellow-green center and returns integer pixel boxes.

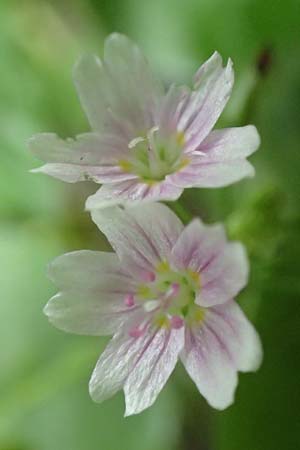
[135,261,205,329]
[119,129,189,184]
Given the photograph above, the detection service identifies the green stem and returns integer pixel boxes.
[166,199,193,224]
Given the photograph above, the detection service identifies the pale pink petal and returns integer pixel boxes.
[103,33,163,131]
[89,321,148,403]
[47,251,136,292]
[91,203,183,279]
[171,219,226,273]
[124,326,184,416]
[181,325,236,410]
[44,251,138,336]
[73,33,163,135]
[181,301,262,410]
[178,52,234,152]
[73,54,135,139]
[206,301,263,372]
[44,292,139,336]
[28,133,136,183]
[85,179,183,209]
[31,162,138,184]
[168,158,255,188]
[73,53,111,133]
[197,243,249,307]
[170,125,259,188]
[196,125,260,161]
[158,84,191,137]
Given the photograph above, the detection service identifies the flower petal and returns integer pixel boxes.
[91,203,183,278]
[169,158,255,188]
[44,291,138,336]
[73,33,163,134]
[178,52,234,152]
[171,219,226,273]
[181,301,262,410]
[103,33,163,130]
[73,53,110,132]
[181,322,237,410]
[44,251,138,336]
[206,301,263,372]
[158,84,191,137]
[198,242,249,307]
[28,133,135,184]
[170,125,259,188]
[85,179,183,209]
[47,250,136,292]
[196,125,260,161]
[89,322,147,403]
[124,326,184,416]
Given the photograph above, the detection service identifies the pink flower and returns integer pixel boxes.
[29,33,260,209]
[44,203,262,415]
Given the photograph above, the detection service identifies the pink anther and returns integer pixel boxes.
[124,294,135,307]
[142,271,156,282]
[129,326,145,338]
[170,315,184,329]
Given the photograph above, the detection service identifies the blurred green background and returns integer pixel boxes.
[0,0,299,449]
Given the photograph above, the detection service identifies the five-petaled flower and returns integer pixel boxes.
[44,203,262,416]
[29,33,260,210]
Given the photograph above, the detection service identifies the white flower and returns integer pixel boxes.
[29,33,260,209]
[45,203,262,415]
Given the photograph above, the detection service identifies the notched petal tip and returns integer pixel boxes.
[245,162,256,178]
[211,392,236,411]
[29,167,43,174]
[43,294,61,319]
[85,191,121,211]
[72,53,102,79]
[105,32,132,46]
[246,124,261,152]
[88,375,100,402]
[27,133,56,156]
[43,301,51,317]
[245,329,264,373]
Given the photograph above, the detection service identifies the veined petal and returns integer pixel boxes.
[31,163,138,184]
[181,319,237,410]
[73,53,110,132]
[44,291,138,336]
[85,179,183,210]
[197,243,249,307]
[206,301,263,372]
[103,33,163,130]
[196,125,260,161]
[73,33,163,135]
[91,203,183,278]
[44,251,138,336]
[47,250,136,292]
[171,125,259,188]
[89,319,148,403]
[28,133,135,183]
[171,219,226,273]
[181,301,262,410]
[158,84,191,137]
[169,158,255,188]
[124,326,184,416]
[178,52,234,152]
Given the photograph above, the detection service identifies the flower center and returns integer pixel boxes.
[125,261,205,331]
[119,127,189,183]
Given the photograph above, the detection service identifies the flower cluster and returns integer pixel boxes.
[30,33,262,416]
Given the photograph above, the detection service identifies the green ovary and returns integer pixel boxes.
[137,261,205,327]
[119,130,189,184]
